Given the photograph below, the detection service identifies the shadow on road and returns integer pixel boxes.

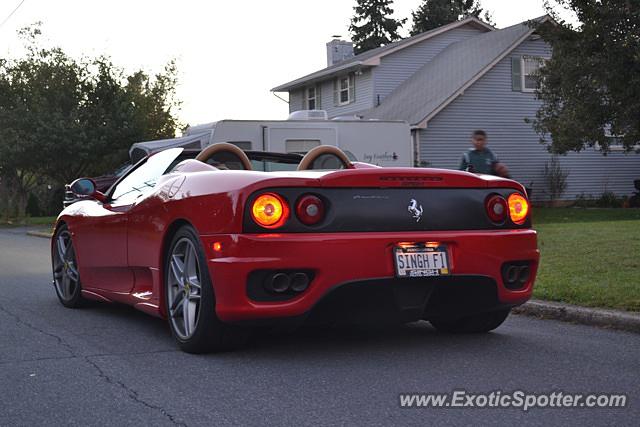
[248,322,514,357]
[67,299,518,358]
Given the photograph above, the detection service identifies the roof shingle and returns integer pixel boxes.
[362,19,545,126]
[271,17,493,92]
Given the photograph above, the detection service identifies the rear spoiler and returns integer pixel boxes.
[316,167,527,193]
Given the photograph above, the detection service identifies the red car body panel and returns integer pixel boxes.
[55,162,539,322]
[201,230,538,322]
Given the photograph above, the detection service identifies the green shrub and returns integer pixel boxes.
[543,156,569,201]
[574,193,595,208]
[596,191,622,208]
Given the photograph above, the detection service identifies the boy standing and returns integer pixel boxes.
[459,130,508,177]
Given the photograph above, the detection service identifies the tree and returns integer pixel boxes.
[532,0,640,153]
[410,0,494,35]
[349,0,406,54]
[0,25,181,218]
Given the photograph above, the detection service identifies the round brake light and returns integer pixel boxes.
[295,194,325,225]
[251,193,289,228]
[508,193,529,225]
[485,194,508,223]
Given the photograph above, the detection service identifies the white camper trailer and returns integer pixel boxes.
[130,111,413,167]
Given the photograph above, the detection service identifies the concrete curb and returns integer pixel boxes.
[513,299,640,333]
[26,230,53,239]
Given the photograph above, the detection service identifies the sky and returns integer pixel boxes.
[0,0,566,127]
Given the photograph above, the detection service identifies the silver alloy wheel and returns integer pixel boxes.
[53,230,80,301]
[167,237,202,340]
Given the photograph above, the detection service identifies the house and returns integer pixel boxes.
[272,16,640,201]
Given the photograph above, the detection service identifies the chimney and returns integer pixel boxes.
[326,38,354,67]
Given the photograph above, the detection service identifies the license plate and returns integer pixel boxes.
[394,244,450,278]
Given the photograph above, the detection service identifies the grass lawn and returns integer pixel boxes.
[533,207,640,311]
[0,216,57,228]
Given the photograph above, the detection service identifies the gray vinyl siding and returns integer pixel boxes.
[288,69,375,117]
[419,38,640,201]
[288,90,305,113]
[374,25,485,104]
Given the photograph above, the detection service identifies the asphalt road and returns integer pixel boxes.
[0,228,638,426]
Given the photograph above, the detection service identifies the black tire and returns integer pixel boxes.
[164,225,249,353]
[52,224,86,308]
[429,308,511,334]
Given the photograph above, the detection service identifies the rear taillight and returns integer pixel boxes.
[485,194,508,223]
[251,193,289,228]
[295,194,325,225]
[508,193,529,225]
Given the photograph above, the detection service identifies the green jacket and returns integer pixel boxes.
[459,148,498,175]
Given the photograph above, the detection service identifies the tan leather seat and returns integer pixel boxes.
[297,145,353,171]
[195,142,252,170]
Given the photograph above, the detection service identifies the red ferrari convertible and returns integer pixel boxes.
[52,143,539,353]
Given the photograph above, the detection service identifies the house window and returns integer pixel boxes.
[334,74,355,106]
[512,56,546,92]
[595,126,640,152]
[305,86,319,110]
[522,56,544,92]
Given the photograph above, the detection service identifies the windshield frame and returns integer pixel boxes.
[106,147,185,202]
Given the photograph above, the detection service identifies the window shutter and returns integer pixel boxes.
[511,57,522,91]
[316,85,321,109]
[349,74,356,103]
[333,79,339,106]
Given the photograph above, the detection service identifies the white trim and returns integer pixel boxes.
[305,85,319,109]
[272,62,365,92]
[521,56,544,92]
[594,141,640,152]
[361,57,381,66]
[411,129,420,167]
[362,17,494,66]
[335,75,353,106]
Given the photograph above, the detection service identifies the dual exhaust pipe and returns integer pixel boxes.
[265,271,310,294]
[502,262,531,290]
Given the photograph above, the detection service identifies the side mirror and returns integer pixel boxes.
[69,178,107,202]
